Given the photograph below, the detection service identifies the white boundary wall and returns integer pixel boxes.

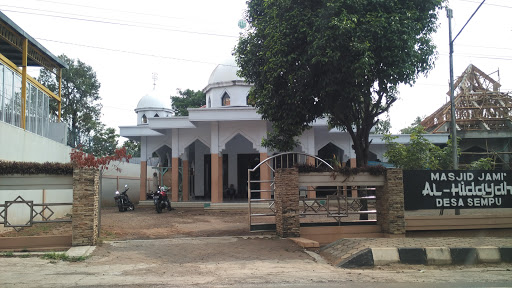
[0,121,72,163]
[0,175,73,234]
[100,161,152,206]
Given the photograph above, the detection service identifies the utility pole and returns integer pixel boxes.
[446,1,486,216]
[447,8,457,170]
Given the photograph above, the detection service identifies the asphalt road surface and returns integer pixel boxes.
[1,236,511,288]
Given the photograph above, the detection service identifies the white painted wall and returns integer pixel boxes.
[207,85,250,108]
[101,161,153,206]
[0,121,72,163]
[0,185,72,234]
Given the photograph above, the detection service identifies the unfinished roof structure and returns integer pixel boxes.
[421,64,511,169]
[422,64,512,133]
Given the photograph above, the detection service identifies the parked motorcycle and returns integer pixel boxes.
[153,186,171,213]
[114,184,135,212]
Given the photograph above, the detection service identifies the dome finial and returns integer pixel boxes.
[152,72,158,90]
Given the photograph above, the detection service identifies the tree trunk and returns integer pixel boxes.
[350,127,371,220]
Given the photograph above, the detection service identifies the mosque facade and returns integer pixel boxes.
[119,58,447,203]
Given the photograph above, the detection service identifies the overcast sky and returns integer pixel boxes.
[2,0,511,140]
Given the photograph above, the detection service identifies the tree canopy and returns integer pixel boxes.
[122,139,141,158]
[171,89,206,116]
[38,54,119,155]
[39,54,102,147]
[383,126,454,170]
[400,116,424,134]
[374,115,391,134]
[235,0,445,166]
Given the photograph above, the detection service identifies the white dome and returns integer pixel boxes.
[208,57,244,85]
[136,89,171,110]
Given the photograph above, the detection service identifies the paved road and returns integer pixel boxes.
[1,236,511,287]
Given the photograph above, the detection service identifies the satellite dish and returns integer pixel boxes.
[238,19,247,29]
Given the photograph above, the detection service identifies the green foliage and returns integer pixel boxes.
[235,0,445,167]
[122,140,141,157]
[383,126,457,170]
[469,157,494,170]
[86,124,119,157]
[400,116,424,134]
[374,115,391,134]
[171,89,206,116]
[41,252,88,262]
[1,252,14,257]
[0,161,73,175]
[38,54,103,148]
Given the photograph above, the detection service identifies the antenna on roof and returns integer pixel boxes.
[152,73,158,90]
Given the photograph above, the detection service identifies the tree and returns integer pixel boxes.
[374,115,391,134]
[235,0,445,167]
[383,126,455,170]
[38,54,102,148]
[468,157,494,170]
[122,139,141,157]
[400,116,424,134]
[88,124,119,157]
[171,89,206,116]
[70,146,132,173]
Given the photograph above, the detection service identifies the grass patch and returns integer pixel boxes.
[1,251,14,257]
[40,252,88,262]
[98,230,118,244]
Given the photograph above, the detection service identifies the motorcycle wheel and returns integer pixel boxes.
[130,204,135,211]
[156,202,162,213]
[167,202,172,211]
[118,203,124,212]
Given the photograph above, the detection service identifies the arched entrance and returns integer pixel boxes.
[248,152,333,231]
[222,133,260,202]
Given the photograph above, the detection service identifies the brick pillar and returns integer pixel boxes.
[376,168,405,235]
[211,154,223,203]
[182,160,189,201]
[72,168,100,246]
[139,161,147,201]
[274,168,300,238]
[260,152,272,199]
[172,157,179,202]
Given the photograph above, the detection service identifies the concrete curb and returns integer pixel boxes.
[338,246,512,268]
[65,246,96,258]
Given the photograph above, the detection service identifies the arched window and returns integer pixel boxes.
[142,114,147,124]
[154,113,159,117]
[222,92,230,106]
[208,97,211,108]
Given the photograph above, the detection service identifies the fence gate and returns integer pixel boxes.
[247,152,333,232]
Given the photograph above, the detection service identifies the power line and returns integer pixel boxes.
[1,9,238,38]
[437,52,512,61]
[37,38,238,67]
[31,0,186,20]
[0,4,183,30]
[459,0,512,9]
[457,44,512,51]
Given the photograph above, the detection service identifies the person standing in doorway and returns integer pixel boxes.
[152,172,159,193]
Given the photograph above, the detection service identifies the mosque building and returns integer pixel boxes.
[120,57,447,203]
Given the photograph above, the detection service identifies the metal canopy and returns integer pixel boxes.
[0,11,67,71]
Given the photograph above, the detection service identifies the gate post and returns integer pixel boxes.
[72,168,100,246]
[376,168,405,235]
[274,168,300,238]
